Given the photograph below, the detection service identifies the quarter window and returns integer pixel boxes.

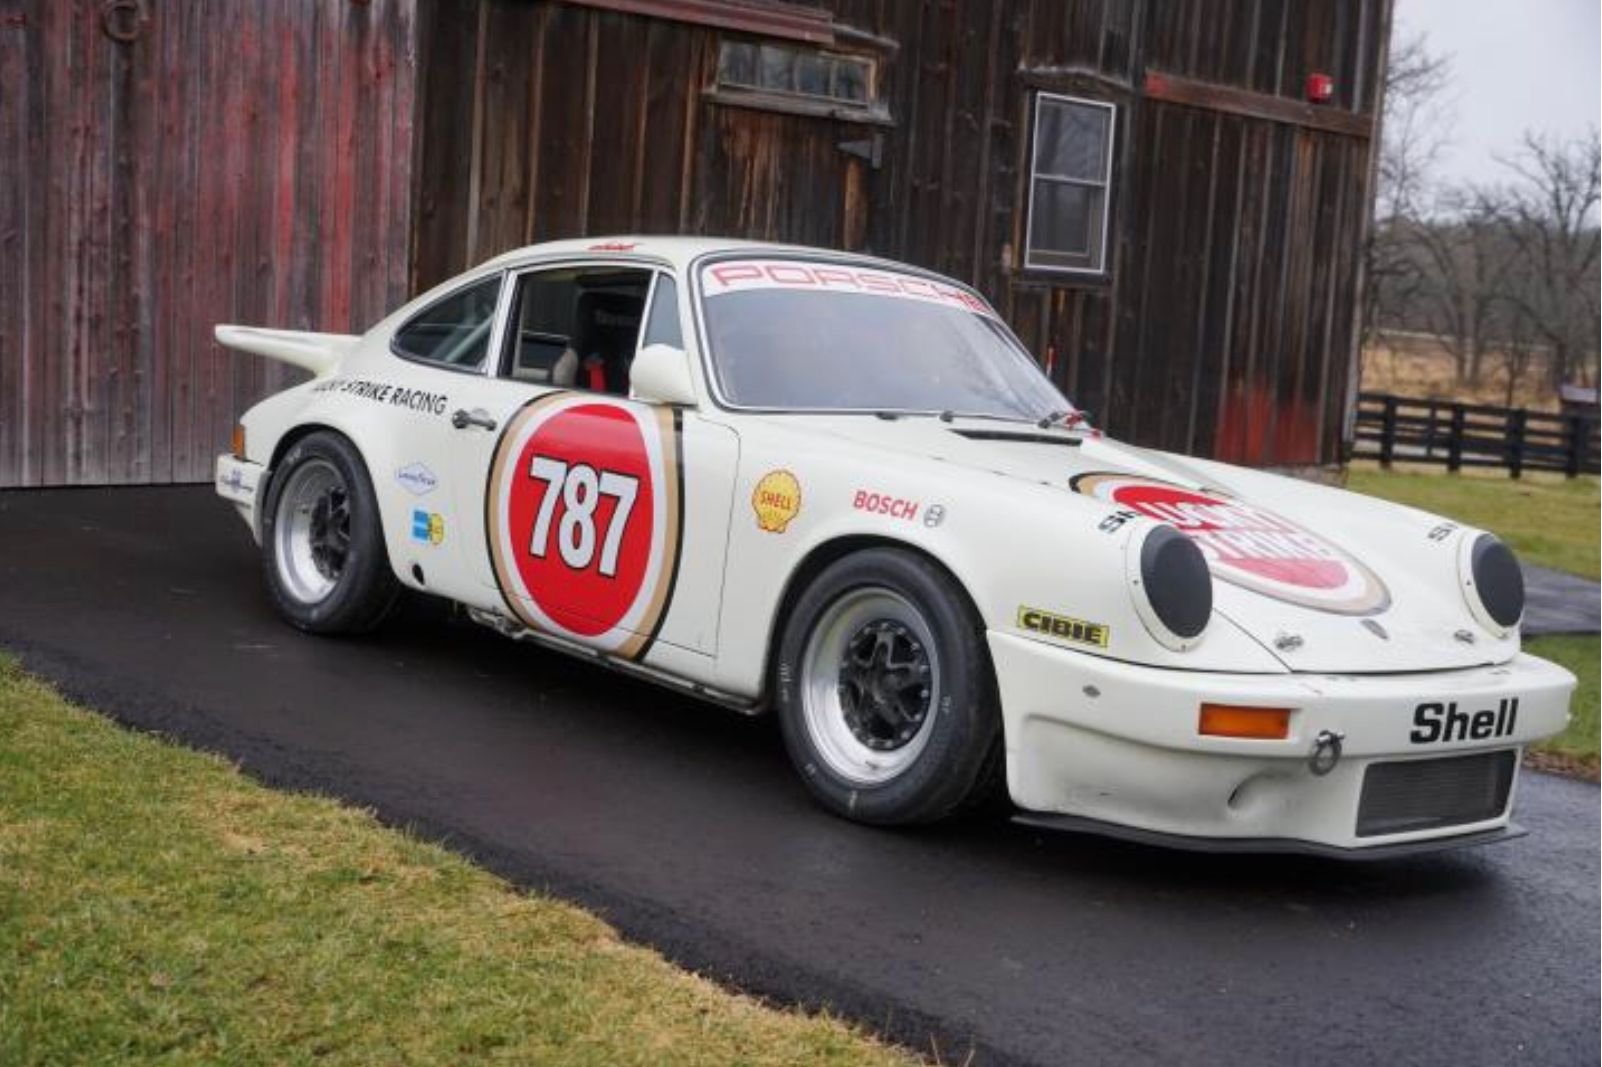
[392,275,503,370]
[1025,94,1115,274]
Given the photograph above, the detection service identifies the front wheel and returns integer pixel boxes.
[774,549,1002,825]
[260,431,399,634]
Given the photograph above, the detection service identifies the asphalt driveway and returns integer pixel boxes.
[0,486,1596,1066]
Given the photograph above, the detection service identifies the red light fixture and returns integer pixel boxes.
[1305,73,1334,104]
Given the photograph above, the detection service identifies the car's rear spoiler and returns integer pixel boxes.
[213,325,359,378]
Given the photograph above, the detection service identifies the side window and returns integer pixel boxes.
[504,270,580,383]
[1025,93,1115,274]
[641,275,683,349]
[392,275,503,370]
[501,266,653,395]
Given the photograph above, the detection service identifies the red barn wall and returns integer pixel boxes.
[0,0,418,487]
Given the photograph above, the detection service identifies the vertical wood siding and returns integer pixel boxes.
[414,0,1385,469]
[0,0,417,487]
[7,0,1385,485]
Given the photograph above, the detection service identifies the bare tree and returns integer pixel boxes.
[1361,32,1452,350]
[1406,195,1514,383]
[1478,130,1601,390]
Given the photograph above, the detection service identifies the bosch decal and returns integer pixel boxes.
[1071,473,1390,615]
[852,490,920,521]
[487,394,683,660]
[1410,698,1519,744]
[1017,607,1110,648]
[752,470,802,533]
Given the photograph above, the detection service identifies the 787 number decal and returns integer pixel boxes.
[526,457,639,578]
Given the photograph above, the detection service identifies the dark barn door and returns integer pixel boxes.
[693,105,872,252]
[411,1,882,292]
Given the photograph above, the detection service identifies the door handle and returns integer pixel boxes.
[451,408,497,432]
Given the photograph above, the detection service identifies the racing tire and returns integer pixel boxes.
[775,548,1003,825]
[260,430,400,635]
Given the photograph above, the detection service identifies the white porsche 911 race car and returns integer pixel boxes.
[215,237,1574,857]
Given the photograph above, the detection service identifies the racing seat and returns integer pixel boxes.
[551,290,645,395]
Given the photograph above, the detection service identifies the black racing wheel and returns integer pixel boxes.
[774,548,1003,825]
[260,430,400,634]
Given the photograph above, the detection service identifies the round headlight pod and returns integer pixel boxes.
[1127,524,1213,650]
[1458,532,1524,635]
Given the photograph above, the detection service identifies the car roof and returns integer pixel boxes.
[478,236,952,281]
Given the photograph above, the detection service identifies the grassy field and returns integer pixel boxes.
[0,658,913,1067]
[1346,466,1599,774]
[1345,467,1599,581]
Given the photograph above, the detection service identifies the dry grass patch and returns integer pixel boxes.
[0,658,918,1066]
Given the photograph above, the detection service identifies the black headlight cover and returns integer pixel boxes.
[1139,525,1212,640]
[1470,533,1524,629]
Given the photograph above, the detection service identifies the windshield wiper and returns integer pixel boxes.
[1036,409,1090,431]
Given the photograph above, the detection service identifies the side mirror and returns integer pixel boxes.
[630,343,698,407]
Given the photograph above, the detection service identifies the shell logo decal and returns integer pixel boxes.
[752,470,802,533]
[486,394,683,660]
[1071,472,1390,616]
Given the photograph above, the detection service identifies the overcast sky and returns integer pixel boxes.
[1393,0,1600,188]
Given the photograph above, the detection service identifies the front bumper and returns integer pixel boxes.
[988,631,1575,854]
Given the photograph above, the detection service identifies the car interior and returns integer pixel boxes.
[502,268,653,395]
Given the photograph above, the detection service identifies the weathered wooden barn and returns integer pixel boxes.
[0,0,1392,487]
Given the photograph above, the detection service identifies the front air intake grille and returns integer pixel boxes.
[1356,750,1517,838]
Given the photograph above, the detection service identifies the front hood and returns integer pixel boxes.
[772,414,1513,673]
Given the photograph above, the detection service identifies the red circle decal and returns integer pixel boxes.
[506,404,654,636]
[1072,472,1389,615]
[487,396,682,656]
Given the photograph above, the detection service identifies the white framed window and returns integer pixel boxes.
[1025,93,1115,275]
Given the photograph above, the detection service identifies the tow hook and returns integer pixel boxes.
[1308,729,1345,776]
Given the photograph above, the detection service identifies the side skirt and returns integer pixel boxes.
[464,607,764,715]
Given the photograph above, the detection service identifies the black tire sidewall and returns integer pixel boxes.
[260,431,398,634]
[775,548,1001,825]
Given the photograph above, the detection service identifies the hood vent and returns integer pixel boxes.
[949,429,1082,447]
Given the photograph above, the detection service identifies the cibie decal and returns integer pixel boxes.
[396,462,439,496]
[411,509,445,545]
[752,470,802,533]
[1017,606,1109,648]
[1070,472,1390,615]
[487,394,682,661]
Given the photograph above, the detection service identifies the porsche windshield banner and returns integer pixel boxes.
[700,259,999,318]
[1072,472,1391,615]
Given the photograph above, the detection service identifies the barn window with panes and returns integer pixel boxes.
[716,39,875,113]
[1025,94,1115,274]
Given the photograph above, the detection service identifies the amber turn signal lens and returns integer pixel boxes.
[1198,703,1292,740]
[231,423,246,460]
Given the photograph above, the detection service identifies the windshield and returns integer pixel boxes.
[697,258,1071,420]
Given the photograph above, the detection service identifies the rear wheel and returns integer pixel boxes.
[775,548,1002,825]
[261,431,399,634]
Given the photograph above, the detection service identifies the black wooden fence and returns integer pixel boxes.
[1349,392,1601,477]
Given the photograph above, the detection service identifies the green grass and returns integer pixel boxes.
[0,658,915,1067]
[1344,467,1599,580]
[1523,634,1600,776]
[1346,466,1599,771]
